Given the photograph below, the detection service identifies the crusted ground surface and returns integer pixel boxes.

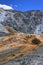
[0,32,43,65]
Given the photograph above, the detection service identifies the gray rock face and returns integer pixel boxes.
[0,24,9,34]
[0,24,9,39]
[0,9,43,34]
[34,24,43,34]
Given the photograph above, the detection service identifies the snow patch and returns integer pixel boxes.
[0,4,13,10]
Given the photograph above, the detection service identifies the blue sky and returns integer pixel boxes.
[0,0,43,11]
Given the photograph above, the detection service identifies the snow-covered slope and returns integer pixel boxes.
[0,4,13,10]
[0,9,43,34]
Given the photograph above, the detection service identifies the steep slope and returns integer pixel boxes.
[0,9,43,34]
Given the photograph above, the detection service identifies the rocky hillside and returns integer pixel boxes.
[0,9,43,34]
[0,9,43,65]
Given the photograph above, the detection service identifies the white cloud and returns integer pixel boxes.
[0,4,13,10]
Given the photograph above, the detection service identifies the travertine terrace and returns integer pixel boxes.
[0,32,43,65]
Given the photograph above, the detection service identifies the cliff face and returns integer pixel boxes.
[0,9,43,34]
